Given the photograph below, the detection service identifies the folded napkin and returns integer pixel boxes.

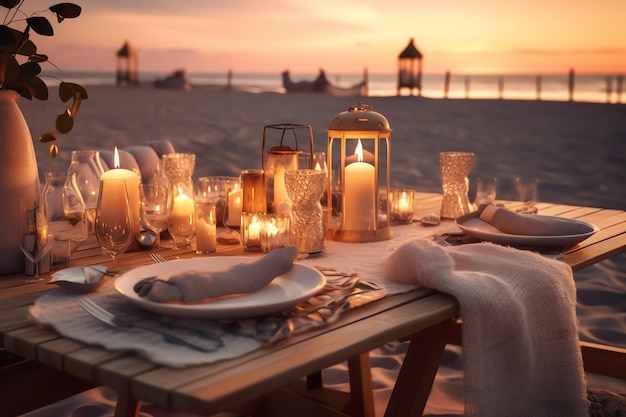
[134,246,299,303]
[384,238,589,417]
[479,204,593,236]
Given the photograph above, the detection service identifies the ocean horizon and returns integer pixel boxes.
[47,70,624,104]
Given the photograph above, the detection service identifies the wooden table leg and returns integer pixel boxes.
[347,352,375,417]
[114,390,141,417]
[384,318,454,417]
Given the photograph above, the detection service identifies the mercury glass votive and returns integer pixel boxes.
[284,169,326,255]
[259,213,291,254]
[390,188,415,224]
[439,152,474,219]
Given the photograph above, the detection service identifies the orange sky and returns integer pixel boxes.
[15,0,626,75]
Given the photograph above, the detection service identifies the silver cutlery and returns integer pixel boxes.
[433,234,451,247]
[77,296,221,352]
[149,252,167,263]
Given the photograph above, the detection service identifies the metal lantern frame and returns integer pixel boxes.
[262,124,314,213]
[326,103,392,243]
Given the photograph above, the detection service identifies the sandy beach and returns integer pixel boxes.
[17,86,626,416]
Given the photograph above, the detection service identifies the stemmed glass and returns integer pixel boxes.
[139,184,170,248]
[19,202,52,282]
[94,179,134,268]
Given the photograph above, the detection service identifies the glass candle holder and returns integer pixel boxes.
[241,212,263,251]
[241,169,266,213]
[390,188,415,224]
[284,169,326,255]
[197,176,238,227]
[474,176,498,207]
[162,153,196,249]
[224,179,242,228]
[259,213,291,254]
[439,152,474,219]
[195,202,217,254]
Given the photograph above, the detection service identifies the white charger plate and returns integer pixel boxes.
[115,257,325,319]
[455,212,599,248]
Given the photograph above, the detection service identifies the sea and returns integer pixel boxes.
[52,71,624,104]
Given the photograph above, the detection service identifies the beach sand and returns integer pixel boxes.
[18,86,626,416]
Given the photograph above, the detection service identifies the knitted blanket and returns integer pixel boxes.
[384,238,590,417]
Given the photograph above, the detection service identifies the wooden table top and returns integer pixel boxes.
[1,192,624,416]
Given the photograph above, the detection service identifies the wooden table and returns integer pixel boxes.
[1,192,625,417]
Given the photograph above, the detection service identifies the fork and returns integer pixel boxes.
[433,234,451,247]
[76,297,220,352]
[149,252,167,263]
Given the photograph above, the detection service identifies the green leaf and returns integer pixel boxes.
[0,52,20,84]
[0,0,20,9]
[19,61,41,78]
[59,82,88,101]
[56,110,74,133]
[22,76,48,100]
[39,133,57,143]
[50,3,82,21]
[27,17,54,36]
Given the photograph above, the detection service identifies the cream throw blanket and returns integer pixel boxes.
[384,238,590,417]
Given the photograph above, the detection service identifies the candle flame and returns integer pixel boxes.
[314,161,322,171]
[355,139,364,162]
[113,146,120,168]
[401,191,407,200]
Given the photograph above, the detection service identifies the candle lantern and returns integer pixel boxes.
[262,124,314,214]
[327,103,392,243]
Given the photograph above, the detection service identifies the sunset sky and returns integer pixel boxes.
[12,0,626,75]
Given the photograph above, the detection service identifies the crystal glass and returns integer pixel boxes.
[162,153,196,249]
[19,202,52,282]
[66,150,105,231]
[95,179,134,268]
[259,213,291,254]
[41,171,88,265]
[284,169,326,255]
[139,184,170,248]
[439,152,474,219]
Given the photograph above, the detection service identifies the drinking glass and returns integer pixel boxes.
[139,184,170,248]
[95,179,134,268]
[19,202,52,282]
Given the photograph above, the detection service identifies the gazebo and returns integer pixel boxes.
[116,40,139,86]
[397,38,423,96]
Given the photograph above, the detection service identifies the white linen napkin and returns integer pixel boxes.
[383,238,589,417]
[479,204,593,236]
[134,246,299,303]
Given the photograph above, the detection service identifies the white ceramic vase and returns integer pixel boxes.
[0,90,41,275]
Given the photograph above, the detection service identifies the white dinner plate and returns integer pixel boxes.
[114,257,325,319]
[455,212,599,248]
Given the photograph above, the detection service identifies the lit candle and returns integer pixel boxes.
[248,215,260,242]
[100,147,140,235]
[398,191,410,214]
[344,140,375,231]
[170,187,195,234]
[196,203,217,253]
[227,184,242,226]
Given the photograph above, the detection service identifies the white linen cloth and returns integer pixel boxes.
[383,238,590,417]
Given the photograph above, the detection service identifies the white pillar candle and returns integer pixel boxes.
[248,216,260,242]
[344,140,375,231]
[100,147,140,235]
[272,165,288,213]
[170,188,195,234]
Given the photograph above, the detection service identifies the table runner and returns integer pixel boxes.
[28,220,464,367]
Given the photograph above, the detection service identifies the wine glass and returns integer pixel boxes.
[19,203,52,282]
[94,179,134,268]
[139,184,170,247]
